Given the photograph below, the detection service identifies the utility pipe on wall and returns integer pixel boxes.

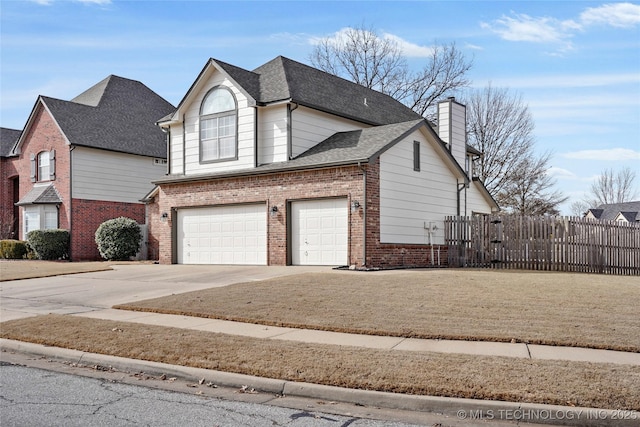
[358,161,367,267]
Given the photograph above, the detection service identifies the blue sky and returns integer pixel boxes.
[1,0,639,214]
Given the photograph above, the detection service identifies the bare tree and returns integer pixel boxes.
[586,167,638,206]
[309,24,472,118]
[498,152,568,215]
[464,84,536,198]
[569,200,590,217]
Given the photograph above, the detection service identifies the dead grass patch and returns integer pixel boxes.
[115,270,640,352]
[1,314,638,410]
[0,260,114,281]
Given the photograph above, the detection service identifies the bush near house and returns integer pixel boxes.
[0,240,32,259]
[95,217,141,261]
[26,230,70,260]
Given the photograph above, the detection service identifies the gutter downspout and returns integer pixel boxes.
[287,102,298,160]
[358,161,367,267]
[456,179,467,216]
[182,114,186,174]
[69,145,75,260]
[254,107,258,168]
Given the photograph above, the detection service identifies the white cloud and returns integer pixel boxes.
[464,42,484,51]
[382,33,434,57]
[547,167,579,179]
[482,3,640,47]
[481,13,578,44]
[309,27,434,58]
[561,148,640,161]
[580,2,640,28]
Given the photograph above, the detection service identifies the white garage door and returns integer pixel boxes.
[291,198,348,266]
[177,204,266,265]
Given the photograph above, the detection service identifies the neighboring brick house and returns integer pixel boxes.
[150,56,498,268]
[1,127,22,239]
[4,75,174,260]
[586,201,640,223]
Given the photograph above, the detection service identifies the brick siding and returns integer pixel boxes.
[153,161,448,269]
[71,198,145,261]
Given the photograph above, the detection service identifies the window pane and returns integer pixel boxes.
[24,208,39,234]
[44,207,58,229]
[219,136,235,158]
[200,118,217,140]
[38,151,50,181]
[201,88,235,115]
[219,115,235,137]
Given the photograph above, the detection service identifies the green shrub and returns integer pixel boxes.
[27,229,70,260]
[0,239,30,259]
[95,217,141,261]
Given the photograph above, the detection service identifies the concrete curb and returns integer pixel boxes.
[2,339,638,427]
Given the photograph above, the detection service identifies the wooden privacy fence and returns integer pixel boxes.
[444,215,640,275]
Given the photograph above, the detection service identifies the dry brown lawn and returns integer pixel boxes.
[2,314,639,410]
[0,260,114,281]
[115,270,640,352]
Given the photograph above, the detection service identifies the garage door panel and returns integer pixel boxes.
[178,204,266,265]
[292,198,348,266]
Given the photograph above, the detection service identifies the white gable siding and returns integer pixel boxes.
[465,182,494,215]
[182,72,255,174]
[72,146,164,203]
[258,104,288,164]
[169,123,184,175]
[291,106,368,158]
[379,131,458,245]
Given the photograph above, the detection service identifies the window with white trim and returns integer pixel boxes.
[200,86,237,162]
[23,205,58,236]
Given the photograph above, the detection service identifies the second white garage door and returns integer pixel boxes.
[177,204,266,265]
[291,198,348,266]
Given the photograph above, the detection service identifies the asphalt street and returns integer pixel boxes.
[1,362,431,427]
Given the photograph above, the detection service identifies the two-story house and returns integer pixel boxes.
[149,56,498,268]
[4,75,175,260]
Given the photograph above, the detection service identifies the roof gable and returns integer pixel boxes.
[17,76,175,158]
[590,201,640,221]
[16,183,62,205]
[161,55,421,127]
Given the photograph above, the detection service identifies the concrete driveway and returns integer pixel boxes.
[0,264,330,322]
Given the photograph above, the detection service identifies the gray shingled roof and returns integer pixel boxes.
[166,56,422,127]
[16,183,62,205]
[254,56,422,125]
[40,76,175,158]
[1,127,21,158]
[588,201,640,221]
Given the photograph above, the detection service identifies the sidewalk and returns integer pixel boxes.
[3,308,639,427]
[76,308,640,365]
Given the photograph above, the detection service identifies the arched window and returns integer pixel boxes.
[200,86,237,162]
